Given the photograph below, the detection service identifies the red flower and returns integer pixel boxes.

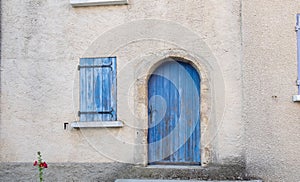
[39,162,48,168]
[43,162,48,168]
[33,161,38,166]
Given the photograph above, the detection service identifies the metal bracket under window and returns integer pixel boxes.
[78,109,114,118]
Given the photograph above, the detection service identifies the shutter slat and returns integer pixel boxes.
[80,58,87,122]
[94,58,103,121]
[86,58,95,121]
[111,57,117,121]
[102,58,111,121]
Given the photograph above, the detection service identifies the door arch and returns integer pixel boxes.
[148,59,201,164]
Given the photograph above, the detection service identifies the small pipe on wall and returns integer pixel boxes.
[293,14,300,102]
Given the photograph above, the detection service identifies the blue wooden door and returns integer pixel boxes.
[148,60,201,164]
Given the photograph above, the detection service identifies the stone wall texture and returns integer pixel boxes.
[0,0,300,181]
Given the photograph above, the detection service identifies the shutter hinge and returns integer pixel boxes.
[77,62,113,71]
[296,25,300,32]
[78,109,114,118]
[296,80,300,86]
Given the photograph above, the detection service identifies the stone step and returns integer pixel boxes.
[120,165,251,181]
[116,180,262,182]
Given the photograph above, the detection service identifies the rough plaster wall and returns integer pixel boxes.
[243,0,300,181]
[0,0,242,166]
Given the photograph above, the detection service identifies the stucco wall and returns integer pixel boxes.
[0,0,242,165]
[242,0,300,181]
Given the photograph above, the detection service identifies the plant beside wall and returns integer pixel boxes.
[33,151,48,182]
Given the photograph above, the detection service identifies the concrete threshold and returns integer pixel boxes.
[145,165,204,169]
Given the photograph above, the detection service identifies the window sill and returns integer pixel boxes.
[70,0,128,7]
[71,121,123,129]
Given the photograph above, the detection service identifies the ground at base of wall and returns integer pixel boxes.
[0,162,261,182]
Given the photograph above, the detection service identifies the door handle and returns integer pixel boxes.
[149,105,153,123]
[149,105,152,114]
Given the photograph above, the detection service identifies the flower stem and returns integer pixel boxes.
[37,151,43,182]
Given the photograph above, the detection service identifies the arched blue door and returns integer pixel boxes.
[148,60,201,164]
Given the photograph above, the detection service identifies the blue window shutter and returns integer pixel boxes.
[79,57,117,121]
